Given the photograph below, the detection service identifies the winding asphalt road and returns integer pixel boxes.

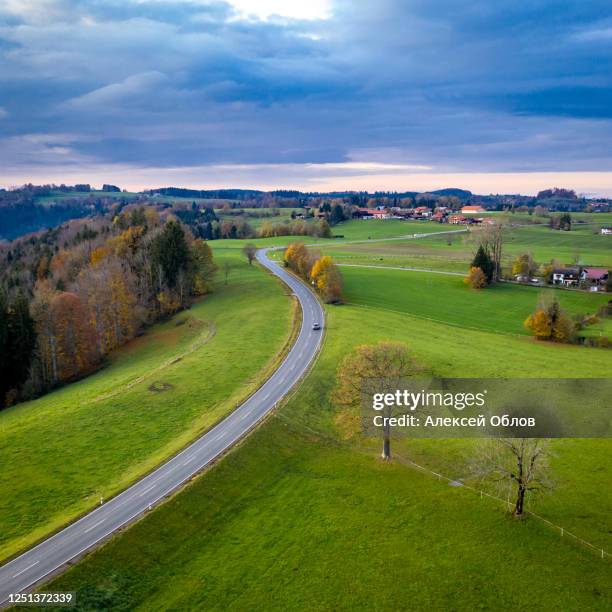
[0,248,324,605]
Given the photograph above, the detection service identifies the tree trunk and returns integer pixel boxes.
[514,484,525,516]
[381,428,391,461]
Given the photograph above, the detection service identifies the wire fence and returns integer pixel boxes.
[273,410,610,561]
[391,451,610,561]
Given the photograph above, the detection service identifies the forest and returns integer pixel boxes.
[0,206,217,409]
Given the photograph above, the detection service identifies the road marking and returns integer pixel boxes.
[12,561,39,578]
[139,484,156,497]
[182,456,195,466]
[0,249,324,604]
[84,519,105,534]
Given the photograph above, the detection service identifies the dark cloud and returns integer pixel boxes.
[0,0,611,184]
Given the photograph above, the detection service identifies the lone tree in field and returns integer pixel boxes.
[472,438,553,517]
[524,295,574,343]
[223,260,232,285]
[333,341,421,461]
[242,243,257,265]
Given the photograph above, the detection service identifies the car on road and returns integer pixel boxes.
[312,323,321,330]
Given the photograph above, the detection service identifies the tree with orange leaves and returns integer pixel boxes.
[310,256,343,303]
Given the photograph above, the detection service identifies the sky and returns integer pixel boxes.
[1,0,612,195]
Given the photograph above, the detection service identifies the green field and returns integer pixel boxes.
[34,190,140,204]
[341,267,609,335]
[0,249,294,562]
[318,222,611,273]
[42,255,612,609]
[217,208,303,229]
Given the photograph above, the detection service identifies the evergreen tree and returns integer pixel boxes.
[1,293,36,406]
[0,292,8,403]
[150,221,192,288]
[330,204,345,225]
[471,245,494,283]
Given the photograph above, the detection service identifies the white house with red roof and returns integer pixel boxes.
[580,267,609,290]
[461,205,486,214]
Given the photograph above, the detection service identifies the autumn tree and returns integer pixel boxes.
[242,243,257,265]
[284,242,319,279]
[464,266,487,289]
[333,342,421,460]
[472,439,553,517]
[284,242,308,275]
[524,295,574,342]
[512,252,537,278]
[192,240,217,295]
[310,256,344,303]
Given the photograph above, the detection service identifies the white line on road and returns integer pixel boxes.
[83,519,105,534]
[12,561,39,579]
[139,484,156,497]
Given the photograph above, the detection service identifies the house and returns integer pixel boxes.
[354,207,391,219]
[432,211,447,223]
[461,205,486,214]
[448,214,468,225]
[413,206,432,218]
[304,206,326,219]
[601,227,612,235]
[580,267,609,290]
[551,267,581,287]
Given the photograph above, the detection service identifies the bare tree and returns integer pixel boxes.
[470,223,507,282]
[242,243,257,265]
[223,260,232,285]
[471,438,553,517]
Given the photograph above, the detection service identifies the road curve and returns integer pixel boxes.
[0,248,324,605]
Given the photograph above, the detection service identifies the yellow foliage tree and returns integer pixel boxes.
[284,243,310,278]
[310,256,343,303]
[524,309,551,339]
[464,266,487,289]
[524,297,574,342]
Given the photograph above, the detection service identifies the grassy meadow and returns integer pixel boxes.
[41,234,612,610]
[319,221,612,273]
[341,267,609,335]
[0,248,295,562]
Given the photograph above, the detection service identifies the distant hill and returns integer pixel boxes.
[146,187,264,200]
[429,188,473,200]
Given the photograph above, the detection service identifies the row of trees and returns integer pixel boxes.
[258,219,331,239]
[0,211,217,407]
[284,243,343,303]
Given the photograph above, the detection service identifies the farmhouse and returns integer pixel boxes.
[461,205,486,214]
[551,267,581,287]
[353,207,391,219]
[448,214,468,225]
[581,267,609,290]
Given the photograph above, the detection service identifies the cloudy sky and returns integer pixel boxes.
[1,0,612,194]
